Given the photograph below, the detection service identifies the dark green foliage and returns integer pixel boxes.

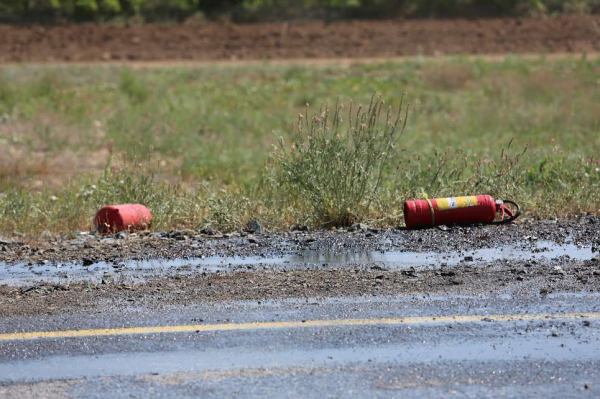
[0,0,244,21]
[0,0,597,22]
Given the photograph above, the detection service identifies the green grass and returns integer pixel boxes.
[0,55,598,235]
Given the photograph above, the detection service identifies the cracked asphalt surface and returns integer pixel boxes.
[0,217,599,397]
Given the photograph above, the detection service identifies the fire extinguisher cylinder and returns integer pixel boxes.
[404,195,519,229]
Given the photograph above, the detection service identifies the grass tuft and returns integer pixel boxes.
[273,95,408,227]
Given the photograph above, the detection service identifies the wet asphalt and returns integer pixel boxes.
[1,292,599,398]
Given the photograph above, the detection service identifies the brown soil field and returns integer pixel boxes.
[1,15,599,63]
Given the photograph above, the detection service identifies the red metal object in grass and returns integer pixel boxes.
[404,195,520,229]
[94,204,152,234]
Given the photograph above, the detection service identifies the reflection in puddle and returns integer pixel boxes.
[290,240,594,266]
[0,241,595,286]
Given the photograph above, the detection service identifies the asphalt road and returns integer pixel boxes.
[1,292,598,398]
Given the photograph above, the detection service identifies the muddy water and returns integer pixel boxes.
[289,241,594,266]
[0,241,595,286]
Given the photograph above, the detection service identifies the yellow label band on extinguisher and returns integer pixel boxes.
[436,196,478,211]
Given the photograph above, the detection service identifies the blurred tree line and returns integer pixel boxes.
[0,0,597,22]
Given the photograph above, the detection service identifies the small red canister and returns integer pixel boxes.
[94,204,152,234]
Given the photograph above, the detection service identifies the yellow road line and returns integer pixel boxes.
[0,312,597,342]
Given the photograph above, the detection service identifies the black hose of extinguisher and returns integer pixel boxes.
[493,199,521,225]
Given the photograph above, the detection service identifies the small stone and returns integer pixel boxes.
[116,231,128,239]
[82,258,94,266]
[553,266,566,276]
[200,228,216,236]
[463,256,474,262]
[246,220,263,234]
[348,223,369,232]
[290,224,309,232]
[370,265,388,271]
[169,231,182,239]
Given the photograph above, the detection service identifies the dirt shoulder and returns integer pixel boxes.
[1,16,599,63]
[1,257,599,318]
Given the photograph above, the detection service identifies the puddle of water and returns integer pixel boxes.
[289,240,595,267]
[0,241,594,286]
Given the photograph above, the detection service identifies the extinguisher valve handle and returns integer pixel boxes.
[493,199,521,225]
[502,205,514,218]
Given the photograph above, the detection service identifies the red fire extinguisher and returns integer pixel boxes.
[94,204,152,234]
[404,194,520,229]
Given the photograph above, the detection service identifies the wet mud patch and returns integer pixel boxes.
[1,255,599,318]
[0,217,598,317]
[0,239,596,286]
[1,217,598,261]
[0,217,598,285]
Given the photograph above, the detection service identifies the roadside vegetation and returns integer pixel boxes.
[0,56,598,235]
[0,0,598,22]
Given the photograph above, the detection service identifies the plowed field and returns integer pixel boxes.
[1,15,599,63]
